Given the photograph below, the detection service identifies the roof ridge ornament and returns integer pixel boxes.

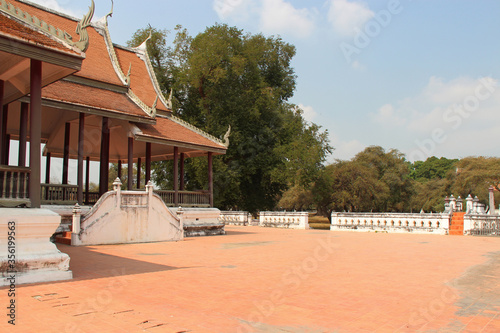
[125,63,132,86]
[223,125,231,148]
[169,114,227,147]
[0,0,92,53]
[96,0,113,27]
[166,89,173,109]
[137,30,152,51]
[74,0,95,52]
[152,96,158,117]
[106,0,114,21]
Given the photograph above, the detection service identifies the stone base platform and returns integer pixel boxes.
[0,208,72,286]
[170,207,225,237]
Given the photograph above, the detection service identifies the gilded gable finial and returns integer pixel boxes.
[74,0,95,52]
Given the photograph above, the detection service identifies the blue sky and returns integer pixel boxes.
[30,0,500,164]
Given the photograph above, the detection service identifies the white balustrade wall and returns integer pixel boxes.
[259,212,309,230]
[219,211,251,226]
[463,214,500,236]
[331,212,451,235]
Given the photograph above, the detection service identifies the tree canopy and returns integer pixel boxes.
[127,25,499,216]
[128,24,332,213]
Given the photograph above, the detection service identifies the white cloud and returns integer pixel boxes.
[259,0,315,38]
[372,103,406,127]
[298,104,317,122]
[213,0,255,22]
[328,134,366,162]
[351,60,365,71]
[327,0,374,38]
[374,76,500,161]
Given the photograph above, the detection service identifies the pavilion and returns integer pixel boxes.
[0,0,228,210]
[0,0,229,286]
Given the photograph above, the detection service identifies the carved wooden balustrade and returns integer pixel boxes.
[154,190,210,207]
[41,184,79,205]
[0,165,31,207]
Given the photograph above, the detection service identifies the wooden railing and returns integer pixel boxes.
[85,192,100,205]
[41,184,78,205]
[154,190,211,207]
[0,165,30,207]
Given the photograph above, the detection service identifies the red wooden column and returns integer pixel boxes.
[173,147,179,206]
[136,157,141,189]
[18,103,28,167]
[145,143,151,184]
[77,113,85,205]
[0,80,3,164]
[85,156,90,204]
[99,117,109,196]
[1,104,8,165]
[180,153,185,190]
[29,59,42,208]
[208,152,213,207]
[62,122,70,185]
[45,153,51,184]
[127,137,133,190]
[117,160,122,180]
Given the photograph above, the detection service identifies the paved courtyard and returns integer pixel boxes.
[2,226,500,332]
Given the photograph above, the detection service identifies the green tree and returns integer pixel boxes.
[452,156,500,205]
[410,156,458,181]
[130,24,331,213]
[127,26,171,94]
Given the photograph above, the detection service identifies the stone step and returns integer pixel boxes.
[55,234,71,245]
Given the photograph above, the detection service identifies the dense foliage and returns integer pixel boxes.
[128,26,500,216]
[128,25,331,213]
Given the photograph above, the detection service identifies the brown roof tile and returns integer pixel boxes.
[0,11,80,56]
[136,117,227,151]
[114,45,169,111]
[42,80,151,119]
[11,0,124,86]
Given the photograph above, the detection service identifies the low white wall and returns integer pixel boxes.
[464,214,500,235]
[259,212,309,230]
[0,208,72,286]
[72,181,183,246]
[170,207,224,237]
[331,212,451,235]
[219,211,250,226]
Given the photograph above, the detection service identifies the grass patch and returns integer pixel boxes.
[308,215,330,230]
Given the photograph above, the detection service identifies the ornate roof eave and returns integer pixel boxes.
[127,89,156,118]
[166,114,229,149]
[93,0,129,87]
[132,36,173,111]
[0,0,95,54]
[131,123,228,155]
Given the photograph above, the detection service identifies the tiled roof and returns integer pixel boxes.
[136,116,227,151]
[42,80,152,120]
[114,45,169,112]
[0,8,80,56]
[11,0,124,86]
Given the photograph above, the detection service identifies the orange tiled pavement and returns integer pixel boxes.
[1,226,500,332]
